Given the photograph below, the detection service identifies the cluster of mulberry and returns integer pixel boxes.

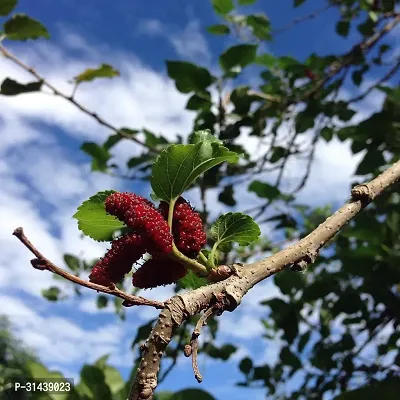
[159,197,206,259]
[89,192,206,289]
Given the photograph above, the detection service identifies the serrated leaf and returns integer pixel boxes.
[0,78,42,95]
[64,254,80,271]
[189,129,222,145]
[178,271,208,289]
[73,190,126,241]
[211,212,261,253]
[0,0,17,16]
[207,24,230,35]
[151,137,239,202]
[248,180,281,200]
[166,61,214,94]
[4,14,49,40]
[220,44,257,72]
[74,64,120,83]
[211,0,234,15]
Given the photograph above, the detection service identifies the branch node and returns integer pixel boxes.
[351,184,372,205]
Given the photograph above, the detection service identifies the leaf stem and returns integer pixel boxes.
[209,242,219,268]
[170,244,208,276]
[168,198,177,232]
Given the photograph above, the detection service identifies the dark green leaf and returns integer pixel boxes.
[219,44,257,72]
[151,137,239,202]
[270,146,286,163]
[64,254,80,271]
[211,212,261,252]
[131,320,156,349]
[0,0,17,16]
[186,92,212,111]
[280,346,301,370]
[73,190,126,241]
[203,343,237,360]
[103,133,122,150]
[0,78,42,95]
[74,64,119,83]
[41,287,61,302]
[298,331,311,353]
[248,180,281,200]
[166,61,214,94]
[334,377,400,399]
[294,0,306,6]
[274,270,305,296]
[246,14,271,41]
[207,24,230,35]
[97,295,108,309]
[320,127,333,142]
[81,142,111,172]
[336,20,350,37]
[79,365,112,400]
[218,184,236,206]
[296,111,315,133]
[178,271,208,289]
[357,18,376,36]
[4,13,49,40]
[355,148,386,175]
[239,357,253,374]
[211,0,234,15]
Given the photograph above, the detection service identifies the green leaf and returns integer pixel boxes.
[207,24,230,35]
[280,346,301,370]
[248,180,281,201]
[270,146,286,163]
[97,295,108,309]
[239,0,257,5]
[294,0,306,6]
[0,0,17,16]
[131,320,156,349]
[178,271,208,289]
[334,377,400,399]
[41,287,61,302]
[79,365,112,400]
[172,389,216,400]
[219,44,257,72]
[64,254,80,271]
[73,190,126,241]
[102,365,125,394]
[320,127,333,142]
[298,331,311,353]
[211,0,234,15]
[0,78,42,95]
[239,357,253,374]
[336,20,350,37]
[166,61,214,94]
[103,133,122,150]
[211,212,261,253]
[4,13,49,40]
[355,148,386,175]
[218,184,236,206]
[246,14,271,41]
[150,137,239,202]
[81,142,111,172]
[296,111,315,133]
[74,64,120,83]
[203,342,237,360]
[274,270,305,296]
[186,92,212,111]
[189,129,222,145]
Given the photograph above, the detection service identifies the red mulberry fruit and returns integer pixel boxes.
[132,258,187,288]
[159,197,206,258]
[105,192,173,254]
[89,232,145,285]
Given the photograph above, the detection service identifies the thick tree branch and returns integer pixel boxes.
[12,227,164,309]
[0,43,158,153]
[130,159,400,400]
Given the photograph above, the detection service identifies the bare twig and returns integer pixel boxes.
[12,227,164,309]
[0,44,158,153]
[129,159,400,399]
[185,307,216,383]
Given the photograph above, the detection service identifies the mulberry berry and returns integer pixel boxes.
[159,197,206,258]
[105,192,173,254]
[89,233,145,285]
[132,257,187,289]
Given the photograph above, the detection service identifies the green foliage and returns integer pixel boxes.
[64,254,80,271]
[219,44,258,72]
[0,77,42,95]
[248,180,281,201]
[73,190,125,241]
[3,13,49,40]
[74,64,120,83]
[211,0,234,16]
[150,132,239,202]
[0,0,17,16]
[41,286,62,301]
[166,61,215,94]
[178,270,208,289]
[81,142,112,172]
[202,343,237,360]
[207,23,230,35]
[210,212,261,253]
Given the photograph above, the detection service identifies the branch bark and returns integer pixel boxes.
[129,159,400,400]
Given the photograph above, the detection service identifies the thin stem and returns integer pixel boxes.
[168,198,177,232]
[170,244,208,275]
[12,227,164,309]
[209,242,219,268]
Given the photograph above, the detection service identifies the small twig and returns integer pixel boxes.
[12,227,164,309]
[0,43,158,153]
[185,307,216,383]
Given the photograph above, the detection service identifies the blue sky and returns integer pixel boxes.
[0,0,399,399]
